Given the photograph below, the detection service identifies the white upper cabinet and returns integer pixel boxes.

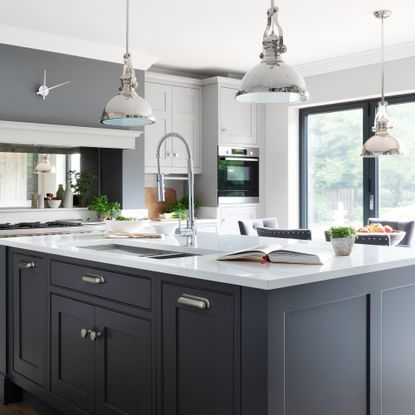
[144,74,202,174]
[219,86,257,146]
[172,86,201,171]
[144,82,173,169]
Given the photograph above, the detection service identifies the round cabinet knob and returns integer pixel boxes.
[81,328,91,339]
[89,331,102,342]
[221,128,228,134]
[174,153,179,158]
[166,152,172,157]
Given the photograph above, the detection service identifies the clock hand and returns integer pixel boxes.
[37,70,48,100]
[48,81,70,91]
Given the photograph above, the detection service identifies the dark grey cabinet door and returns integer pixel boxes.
[12,253,46,386]
[382,284,415,415]
[95,308,152,415]
[162,284,236,415]
[51,295,95,414]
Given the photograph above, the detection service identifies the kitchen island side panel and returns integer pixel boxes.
[0,246,6,376]
[263,265,415,415]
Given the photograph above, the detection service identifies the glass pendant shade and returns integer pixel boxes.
[100,0,155,127]
[236,3,309,104]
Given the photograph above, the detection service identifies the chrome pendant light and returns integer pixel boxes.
[361,10,403,157]
[34,154,53,174]
[100,0,155,127]
[236,0,309,104]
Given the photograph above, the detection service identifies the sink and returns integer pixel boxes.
[79,244,199,260]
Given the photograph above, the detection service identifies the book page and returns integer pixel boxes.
[217,243,282,261]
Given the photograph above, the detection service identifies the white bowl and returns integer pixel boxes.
[48,199,62,208]
[106,219,149,234]
[150,220,178,235]
[389,231,406,246]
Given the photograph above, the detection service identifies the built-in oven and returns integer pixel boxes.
[218,146,259,204]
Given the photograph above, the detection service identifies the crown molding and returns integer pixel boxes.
[296,41,415,78]
[0,24,157,70]
[0,120,141,149]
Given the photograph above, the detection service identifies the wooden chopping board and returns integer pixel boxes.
[145,187,177,219]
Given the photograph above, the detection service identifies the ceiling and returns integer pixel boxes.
[1,0,415,76]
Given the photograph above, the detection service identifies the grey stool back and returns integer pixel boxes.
[368,218,415,247]
[355,234,390,246]
[324,231,390,246]
[257,227,312,241]
[238,217,278,236]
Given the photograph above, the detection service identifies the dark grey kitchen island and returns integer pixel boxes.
[1,232,415,415]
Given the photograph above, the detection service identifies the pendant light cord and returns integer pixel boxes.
[126,0,130,56]
[380,15,385,105]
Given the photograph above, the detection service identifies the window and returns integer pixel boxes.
[378,101,415,219]
[300,94,415,238]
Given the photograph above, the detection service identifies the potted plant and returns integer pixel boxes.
[163,195,201,219]
[89,195,121,221]
[327,226,357,256]
[68,170,97,207]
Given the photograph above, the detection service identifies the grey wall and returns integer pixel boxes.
[0,43,145,208]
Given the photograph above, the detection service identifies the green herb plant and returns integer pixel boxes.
[89,195,121,218]
[115,216,136,221]
[164,195,201,218]
[328,226,357,239]
[68,170,97,196]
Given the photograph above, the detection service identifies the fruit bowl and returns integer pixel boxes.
[48,199,62,208]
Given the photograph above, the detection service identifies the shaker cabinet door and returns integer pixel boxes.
[51,295,95,414]
[162,284,238,415]
[144,82,173,169]
[172,86,201,171]
[12,253,46,386]
[219,86,257,146]
[95,308,152,415]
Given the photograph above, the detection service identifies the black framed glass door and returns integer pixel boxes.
[300,93,415,237]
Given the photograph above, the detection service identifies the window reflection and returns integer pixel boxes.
[0,152,80,208]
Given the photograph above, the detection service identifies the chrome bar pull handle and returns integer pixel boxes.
[89,331,102,342]
[17,260,35,269]
[369,194,375,211]
[177,294,210,310]
[81,328,91,339]
[82,274,105,284]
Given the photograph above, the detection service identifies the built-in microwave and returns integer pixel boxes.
[218,146,259,204]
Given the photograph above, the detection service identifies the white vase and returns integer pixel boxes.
[63,183,74,208]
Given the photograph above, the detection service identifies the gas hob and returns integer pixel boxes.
[0,221,104,238]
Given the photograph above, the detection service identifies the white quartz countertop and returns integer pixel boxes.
[2,232,415,290]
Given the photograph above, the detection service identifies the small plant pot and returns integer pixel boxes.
[331,236,355,256]
[78,194,88,207]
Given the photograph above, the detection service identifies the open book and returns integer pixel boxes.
[217,243,332,265]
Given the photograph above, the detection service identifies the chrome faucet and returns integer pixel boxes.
[156,132,196,245]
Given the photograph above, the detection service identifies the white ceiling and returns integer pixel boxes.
[1,0,415,76]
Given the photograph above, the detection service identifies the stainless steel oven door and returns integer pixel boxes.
[218,149,259,204]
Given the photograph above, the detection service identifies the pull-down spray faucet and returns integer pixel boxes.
[156,132,196,246]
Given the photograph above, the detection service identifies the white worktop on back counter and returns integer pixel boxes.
[2,232,415,290]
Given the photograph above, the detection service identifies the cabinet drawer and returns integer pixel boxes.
[50,261,151,310]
